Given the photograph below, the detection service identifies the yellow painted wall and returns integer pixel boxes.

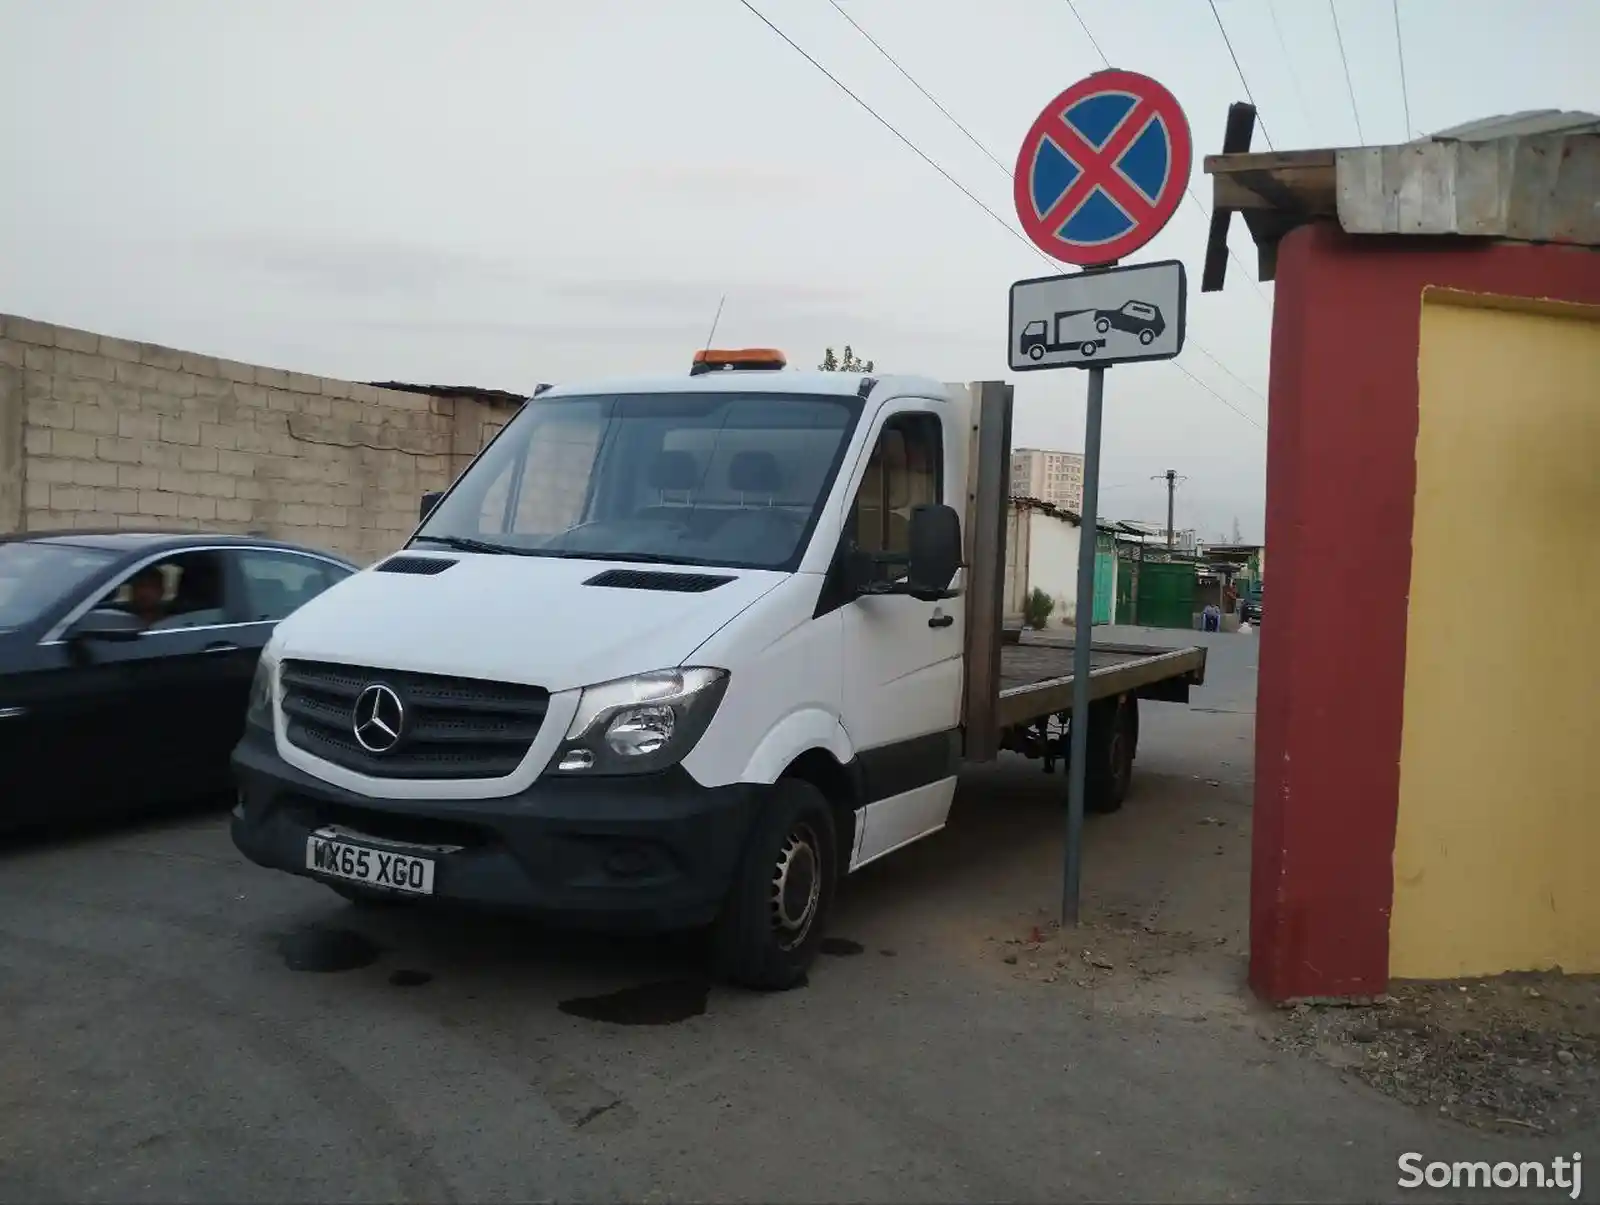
[1391,292,1600,979]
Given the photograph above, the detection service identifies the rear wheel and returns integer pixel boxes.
[1083,694,1137,814]
[713,779,838,990]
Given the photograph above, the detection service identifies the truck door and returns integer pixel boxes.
[838,402,964,869]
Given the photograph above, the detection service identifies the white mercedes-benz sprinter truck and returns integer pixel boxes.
[231,349,1205,988]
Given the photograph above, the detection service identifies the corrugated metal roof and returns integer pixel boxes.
[1429,109,1600,142]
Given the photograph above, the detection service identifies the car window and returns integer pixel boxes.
[848,412,942,561]
[98,550,228,631]
[234,549,350,622]
[0,541,116,632]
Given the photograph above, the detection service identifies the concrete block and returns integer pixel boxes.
[231,383,270,409]
[115,362,165,391]
[138,490,179,517]
[285,371,321,394]
[267,390,301,413]
[94,487,138,514]
[200,422,238,450]
[136,389,185,417]
[54,326,100,354]
[99,337,142,363]
[33,457,74,484]
[180,352,220,377]
[26,396,76,429]
[159,417,201,446]
[95,437,142,464]
[23,346,55,372]
[50,430,98,459]
[73,460,119,487]
[319,377,351,399]
[216,359,256,384]
[138,343,185,371]
[192,375,233,399]
[216,498,253,523]
[138,441,183,469]
[73,406,119,436]
[117,465,161,490]
[0,340,22,369]
[157,468,200,495]
[2,316,58,345]
[152,368,197,398]
[118,411,163,441]
[61,352,115,382]
[216,449,254,477]
[256,366,290,388]
[178,494,217,520]
[196,473,237,499]
[55,377,108,407]
[316,505,349,527]
[24,480,49,511]
[23,427,50,456]
[184,397,221,424]
[302,394,332,417]
[179,445,219,472]
[49,484,93,510]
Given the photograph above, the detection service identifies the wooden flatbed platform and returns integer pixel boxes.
[994,634,1207,729]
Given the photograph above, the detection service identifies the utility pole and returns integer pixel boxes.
[1151,469,1187,548]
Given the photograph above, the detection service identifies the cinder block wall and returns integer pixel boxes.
[0,314,519,564]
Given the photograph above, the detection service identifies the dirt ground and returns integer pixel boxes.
[937,626,1600,1142]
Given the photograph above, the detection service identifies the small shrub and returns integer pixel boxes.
[1023,587,1055,629]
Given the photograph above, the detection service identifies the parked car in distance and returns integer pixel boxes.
[1241,589,1263,625]
[0,530,359,834]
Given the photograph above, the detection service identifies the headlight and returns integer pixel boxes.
[547,667,729,776]
[245,651,279,731]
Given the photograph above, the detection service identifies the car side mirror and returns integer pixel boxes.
[419,491,444,522]
[67,607,143,645]
[906,504,962,601]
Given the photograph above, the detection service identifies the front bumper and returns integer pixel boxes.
[229,726,761,931]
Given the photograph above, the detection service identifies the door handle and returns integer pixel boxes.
[928,614,954,629]
[204,641,240,653]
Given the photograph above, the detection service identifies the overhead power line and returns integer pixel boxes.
[1392,0,1413,139]
[734,0,1266,432]
[1328,0,1365,143]
[1265,0,1315,139]
[800,0,1269,424]
[1062,2,1271,311]
[1206,0,1276,151]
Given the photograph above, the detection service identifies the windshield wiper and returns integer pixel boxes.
[411,534,523,556]
[538,549,702,567]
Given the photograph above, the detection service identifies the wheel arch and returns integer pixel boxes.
[778,747,863,867]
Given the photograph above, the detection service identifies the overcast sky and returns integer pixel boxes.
[1,1,1593,540]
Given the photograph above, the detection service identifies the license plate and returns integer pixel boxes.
[305,836,435,895]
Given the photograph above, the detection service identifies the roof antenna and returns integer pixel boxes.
[702,293,727,353]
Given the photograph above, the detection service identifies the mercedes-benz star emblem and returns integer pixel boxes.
[351,683,405,754]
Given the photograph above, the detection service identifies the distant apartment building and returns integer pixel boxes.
[1010,447,1085,512]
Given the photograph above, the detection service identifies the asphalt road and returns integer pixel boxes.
[4,629,1593,1203]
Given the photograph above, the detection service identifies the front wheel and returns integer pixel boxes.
[1095,317,1111,333]
[713,779,838,990]
[1027,344,1045,361]
[1138,328,1155,345]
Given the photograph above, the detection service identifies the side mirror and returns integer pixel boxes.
[906,504,962,601]
[419,491,444,522]
[67,607,143,645]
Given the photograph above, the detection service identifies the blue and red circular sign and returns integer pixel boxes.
[1013,69,1192,266]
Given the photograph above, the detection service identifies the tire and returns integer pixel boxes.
[329,882,417,908]
[1139,328,1155,345]
[1081,341,1098,357]
[1084,694,1137,814]
[1028,344,1045,361]
[712,778,838,991]
[1095,317,1110,333]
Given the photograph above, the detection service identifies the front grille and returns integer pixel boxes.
[280,659,549,779]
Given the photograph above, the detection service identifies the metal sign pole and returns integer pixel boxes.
[1063,357,1107,926]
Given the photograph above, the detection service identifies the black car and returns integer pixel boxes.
[0,530,358,833]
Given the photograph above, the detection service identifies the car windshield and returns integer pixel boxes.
[412,390,860,570]
[0,541,117,632]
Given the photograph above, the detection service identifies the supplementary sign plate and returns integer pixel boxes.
[1013,69,1192,265]
[1009,259,1187,371]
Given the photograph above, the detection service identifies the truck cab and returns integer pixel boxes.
[232,349,975,988]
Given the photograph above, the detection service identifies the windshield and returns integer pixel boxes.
[0,541,117,632]
[413,390,861,570]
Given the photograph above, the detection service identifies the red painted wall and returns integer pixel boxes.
[1250,224,1600,1001]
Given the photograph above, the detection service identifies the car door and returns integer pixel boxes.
[838,402,965,869]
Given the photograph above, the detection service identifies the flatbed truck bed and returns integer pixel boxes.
[996,636,1206,729]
